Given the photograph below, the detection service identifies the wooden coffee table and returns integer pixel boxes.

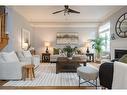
[56,57,86,74]
[22,64,35,80]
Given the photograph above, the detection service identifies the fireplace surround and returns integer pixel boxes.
[115,49,127,59]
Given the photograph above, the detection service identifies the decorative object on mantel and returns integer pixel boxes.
[115,12,127,38]
[56,32,79,45]
[44,41,50,53]
[92,37,105,62]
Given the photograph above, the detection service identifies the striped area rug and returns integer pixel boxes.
[3,63,99,87]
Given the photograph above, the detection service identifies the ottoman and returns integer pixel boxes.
[77,65,99,89]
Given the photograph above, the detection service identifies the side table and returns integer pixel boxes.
[22,64,35,80]
[42,53,50,63]
[86,53,94,62]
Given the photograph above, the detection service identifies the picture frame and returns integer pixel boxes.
[56,32,79,45]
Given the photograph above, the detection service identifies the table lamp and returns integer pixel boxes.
[85,41,90,53]
[44,41,50,53]
[23,42,28,50]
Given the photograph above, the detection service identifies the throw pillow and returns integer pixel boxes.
[2,51,20,63]
[53,48,59,55]
[23,50,32,57]
[16,51,24,58]
[0,53,6,63]
[76,49,82,55]
[119,54,127,64]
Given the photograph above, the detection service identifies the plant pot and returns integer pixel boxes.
[67,53,73,57]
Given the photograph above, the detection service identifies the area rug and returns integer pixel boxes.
[3,63,99,87]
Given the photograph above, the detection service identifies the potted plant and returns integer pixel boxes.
[92,37,105,62]
[63,45,77,57]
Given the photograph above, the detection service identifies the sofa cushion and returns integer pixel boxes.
[23,50,32,57]
[76,49,82,55]
[119,54,127,63]
[2,51,20,63]
[0,53,6,63]
[53,48,59,55]
[16,51,24,58]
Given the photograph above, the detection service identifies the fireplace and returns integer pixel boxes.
[115,49,127,59]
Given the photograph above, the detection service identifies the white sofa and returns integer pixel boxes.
[0,51,24,80]
[0,51,40,80]
[50,54,87,62]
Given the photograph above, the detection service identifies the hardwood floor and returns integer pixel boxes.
[0,80,8,86]
[0,86,96,89]
[0,80,96,89]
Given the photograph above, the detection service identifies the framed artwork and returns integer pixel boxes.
[21,28,30,49]
[56,32,79,45]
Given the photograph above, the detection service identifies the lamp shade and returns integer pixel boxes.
[44,41,50,47]
[23,42,28,50]
[85,41,90,48]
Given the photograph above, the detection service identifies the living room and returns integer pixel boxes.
[1,4,127,90]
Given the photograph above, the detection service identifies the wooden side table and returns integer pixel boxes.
[22,64,35,80]
[86,53,94,62]
[42,53,50,63]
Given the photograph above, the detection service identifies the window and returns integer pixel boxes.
[99,22,110,52]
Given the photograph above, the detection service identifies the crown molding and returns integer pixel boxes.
[30,22,100,28]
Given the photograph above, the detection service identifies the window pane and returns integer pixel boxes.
[99,22,110,52]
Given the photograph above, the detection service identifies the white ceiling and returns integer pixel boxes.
[12,6,123,27]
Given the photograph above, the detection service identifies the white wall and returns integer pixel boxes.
[109,6,127,59]
[31,27,97,54]
[2,7,33,52]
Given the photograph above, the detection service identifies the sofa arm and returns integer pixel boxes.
[32,55,40,67]
[0,62,23,80]
[33,55,40,58]
[19,57,32,63]
[111,58,119,62]
[0,62,22,74]
[0,61,22,67]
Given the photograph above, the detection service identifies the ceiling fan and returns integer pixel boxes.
[52,5,80,15]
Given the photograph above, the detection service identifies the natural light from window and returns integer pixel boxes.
[99,22,110,52]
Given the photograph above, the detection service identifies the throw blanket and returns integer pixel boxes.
[112,61,127,89]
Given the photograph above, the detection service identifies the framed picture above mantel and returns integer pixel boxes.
[56,32,79,45]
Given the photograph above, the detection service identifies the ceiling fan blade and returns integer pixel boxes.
[52,9,65,14]
[68,8,80,14]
